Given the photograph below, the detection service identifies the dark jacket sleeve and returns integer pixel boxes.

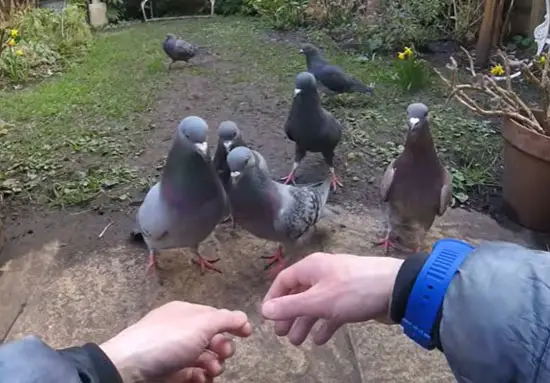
[0,335,123,383]
[391,241,550,382]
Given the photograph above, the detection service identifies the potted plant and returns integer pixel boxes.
[435,47,550,232]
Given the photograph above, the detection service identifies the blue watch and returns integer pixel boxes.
[401,238,474,350]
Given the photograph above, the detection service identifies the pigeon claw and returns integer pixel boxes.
[146,253,160,275]
[192,255,222,275]
[330,175,344,191]
[280,173,296,185]
[372,237,417,255]
[262,247,286,272]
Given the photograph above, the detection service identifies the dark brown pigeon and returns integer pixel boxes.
[281,72,343,191]
[374,103,453,254]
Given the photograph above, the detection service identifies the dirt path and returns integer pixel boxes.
[0,35,540,382]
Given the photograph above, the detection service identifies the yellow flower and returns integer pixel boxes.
[490,64,505,76]
[398,52,406,60]
[6,38,16,47]
[10,29,18,38]
[404,46,413,56]
[15,49,23,56]
[538,55,546,64]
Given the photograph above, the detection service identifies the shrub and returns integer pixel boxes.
[215,0,256,15]
[245,0,308,30]
[392,46,430,91]
[0,6,91,83]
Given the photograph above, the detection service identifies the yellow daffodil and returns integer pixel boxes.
[538,55,546,64]
[398,51,406,60]
[404,46,413,56]
[6,38,16,47]
[10,29,18,38]
[15,49,23,56]
[490,64,504,76]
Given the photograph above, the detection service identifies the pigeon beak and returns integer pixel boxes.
[299,49,304,54]
[194,141,208,154]
[223,140,232,151]
[294,88,302,96]
[230,171,241,182]
[408,117,420,130]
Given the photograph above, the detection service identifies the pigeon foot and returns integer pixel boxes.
[192,255,222,274]
[330,174,344,191]
[221,215,236,229]
[146,252,161,275]
[280,171,297,185]
[372,237,417,255]
[262,246,286,271]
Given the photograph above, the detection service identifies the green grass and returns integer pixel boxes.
[0,16,501,208]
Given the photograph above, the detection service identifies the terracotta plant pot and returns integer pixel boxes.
[502,110,550,231]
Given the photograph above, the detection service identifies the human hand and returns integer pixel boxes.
[100,301,252,383]
[261,253,403,346]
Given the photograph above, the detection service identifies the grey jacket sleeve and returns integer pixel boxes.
[0,335,123,383]
[441,241,550,382]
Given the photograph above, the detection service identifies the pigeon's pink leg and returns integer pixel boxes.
[373,233,418,255]
[191,248,222,275]
[329,167,344,191]
[262,244,286,273]
[280,162,299,185]
[146,250,160,275]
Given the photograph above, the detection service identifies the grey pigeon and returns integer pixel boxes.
[300,43,375,96]
[227,146,332,274]
[131,116,228,275]
[213,121,247,191]
[282,72,343,191]
[163,33,206,69]
[213,121,247,227]
[375,103,453,254]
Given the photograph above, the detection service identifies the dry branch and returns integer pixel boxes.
[435,46,548,135]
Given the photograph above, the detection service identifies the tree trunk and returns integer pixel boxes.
[476,0,499,67]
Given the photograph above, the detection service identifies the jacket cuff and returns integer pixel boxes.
[83,343,124,383]
[390,251,444,351]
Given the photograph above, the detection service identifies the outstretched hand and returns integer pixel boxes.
[100,301,252,383]
[261,253,403,345]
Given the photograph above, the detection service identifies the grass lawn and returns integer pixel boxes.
[0,16,502,209]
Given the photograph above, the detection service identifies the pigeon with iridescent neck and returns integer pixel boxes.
[300,43,375,96]
[281,71,343,191]
[227,146,332,274]
[213,120,247,227]
[130,116,228,275]
[374,103,453,254]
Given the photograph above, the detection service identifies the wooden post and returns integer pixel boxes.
[530,0,545,35]
[476,0,499,67]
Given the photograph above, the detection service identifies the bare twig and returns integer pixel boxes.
[98,222,113,239]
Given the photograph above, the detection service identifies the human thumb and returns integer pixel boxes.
[203,309,251,338]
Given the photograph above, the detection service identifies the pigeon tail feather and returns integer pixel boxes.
[349,79,375,94]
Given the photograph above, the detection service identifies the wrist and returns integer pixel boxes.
[100,339,144,383]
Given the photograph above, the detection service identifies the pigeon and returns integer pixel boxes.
[375,103,453,254]
[131,116,228,275]
[163,33,206,69]
[213,121,247,227]
[213,121,247,191]
[300,43,375,96]
[281,71,343,191]
[227,146,332,274]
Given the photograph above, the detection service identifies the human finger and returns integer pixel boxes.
[202,309,252,339]
[167,367,211,383]
[288,316,319,346]
[312,319,343,345]
[262,285,331,321]
[207,334,234,360]
[274,319,294,336]
[191,351,224,377]
[263,255,320,303]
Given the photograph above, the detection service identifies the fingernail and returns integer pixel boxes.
[262,301,275,318]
